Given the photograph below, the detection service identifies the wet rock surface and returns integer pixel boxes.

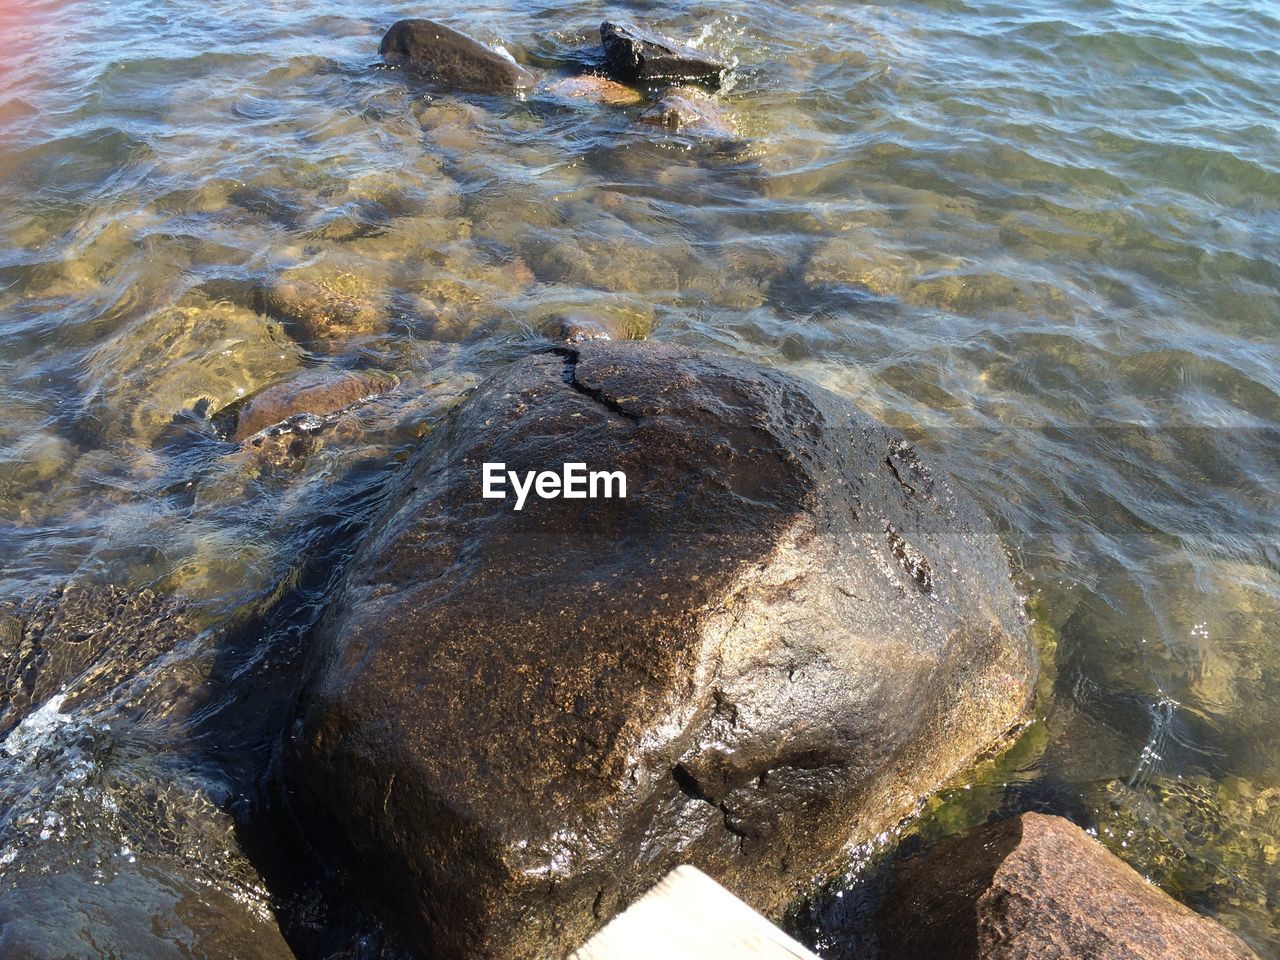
[219,369,399,443]
[0,865,296,960]
[380,19,537,93]
[600,22,726,86]
[0,585,294,958]
[287,340,1035,959]
[637,87,739,139]
[875,812,1262,960]
[0,585,199,734]
[541,74,643,107]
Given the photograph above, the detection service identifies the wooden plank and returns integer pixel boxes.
[570,865,822,960]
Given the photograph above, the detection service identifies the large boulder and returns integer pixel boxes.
[380,19,537,93]
[287,340,1035,958]
[600,22,726,86]
[875,812,1261,960]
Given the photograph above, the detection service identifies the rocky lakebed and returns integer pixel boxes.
[1,8,1277,960]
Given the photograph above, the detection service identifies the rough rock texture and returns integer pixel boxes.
[288,340,1035,959]
[542,75,643,106]
[380,19,537,93]
[263,272,386,345]
[876,812,1262,960]
[637,87,738,139]
[0,585,199,735]
[0,585,293,959]
[217,369,398,442]
[0,865,296,960]
[601,22,726,85]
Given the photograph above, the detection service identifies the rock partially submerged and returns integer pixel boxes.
[217,369,398,442]
[554,312,649,342]
[0,585,293,959]
[0,863,296,960]
[288,340,1035,958]
[0,585,199,734]
[380,18,537,93]
[637,86,738,139]
[875,812,1261,960]
[263,270,386,346]
[601,22,726,86]
[542,74,643,107]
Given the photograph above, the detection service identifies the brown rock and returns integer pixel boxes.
[227,369,398,442]
[553,312,652,342]
[637,87,738,139]
[287,341,1035,959]
[876,812,1261,960]
[263,273,386,345]
[379,18,537,93]
[541,75,643,106]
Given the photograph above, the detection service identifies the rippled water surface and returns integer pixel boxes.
[1,0,1278,955]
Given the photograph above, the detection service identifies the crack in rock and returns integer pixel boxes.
[552,347,641,422]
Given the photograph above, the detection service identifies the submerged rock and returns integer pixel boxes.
[875,812,1261,960]
[541,74,644,106]
[218,369,398,442]
[380,18,537,93]
[637,86,738,139]
[554,311,649,342]
[601,22,726,86]
[80,297,301,446]
[288,340,1035,958]
[263,270,386,345]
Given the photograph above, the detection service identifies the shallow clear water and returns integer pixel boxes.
[1,0,1278,955]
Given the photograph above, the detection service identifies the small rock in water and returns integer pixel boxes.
[555,314,630,342]
[637,86,738,139]
[541,74,643,106]
[875,812,1262,960]
[221,369,398,442]
[380,18,537,93]
[601,21,726,86]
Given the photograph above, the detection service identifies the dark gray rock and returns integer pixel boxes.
[380,19,537,93]
[601,22,726,85]
[875,812,1261,960]
[287,340,1035,959]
